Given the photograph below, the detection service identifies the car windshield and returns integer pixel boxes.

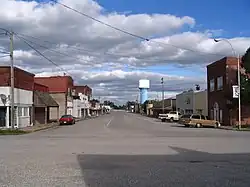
[61,115,72,118]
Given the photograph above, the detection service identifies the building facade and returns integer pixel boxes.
[0,67,34,128]
[207,57,250,125]
[34,76,74,119]
[33,83,59,124]
[176,90,208,116]
[74,86,92,118]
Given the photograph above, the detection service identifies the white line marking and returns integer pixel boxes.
[105,117,114,128]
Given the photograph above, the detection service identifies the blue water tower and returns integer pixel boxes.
[139,79,150,104]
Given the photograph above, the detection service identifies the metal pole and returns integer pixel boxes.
[237,54,241,130]
[161,78,164,114]
[10,31,15,129]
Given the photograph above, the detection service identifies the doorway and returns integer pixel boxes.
[0,107,7,127]
[213,102,219,121]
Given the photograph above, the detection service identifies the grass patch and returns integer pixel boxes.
[233,128,250,131]
[0,129,29,135]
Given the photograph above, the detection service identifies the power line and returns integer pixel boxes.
[52,0,148,41]
[52,0,226,57]
[16,32,215,67]
[0,54,9,58]
[0,50,9,54]
[16,32,133,59]
[15,34,68,74]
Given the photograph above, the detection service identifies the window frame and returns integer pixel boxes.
[209,78,215,92]
[217,76,223,90]
[23,107,29,117]
[201,115,206,120]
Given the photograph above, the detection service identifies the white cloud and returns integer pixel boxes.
[0,0,249,103]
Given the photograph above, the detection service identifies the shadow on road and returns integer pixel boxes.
[77,147,250,187]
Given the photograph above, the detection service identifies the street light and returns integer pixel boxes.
[214,38,241,129]
[161,77,164,114]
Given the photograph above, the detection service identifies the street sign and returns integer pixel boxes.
[232,85,239,98]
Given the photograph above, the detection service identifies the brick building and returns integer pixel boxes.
[34,76,74,119]
[0,66,34,128]
[33,83,59,124]
[207,57,250,126]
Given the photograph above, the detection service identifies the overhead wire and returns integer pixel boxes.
[52,0,226,58]
[0,54,9,58]
[15,32,214,70]
[15,34,69,74]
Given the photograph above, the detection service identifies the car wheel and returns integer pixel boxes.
[196,123,201,128]
[184,124,190,127]
[161,119,166,122]
[170,117,174,122]
[215,122,220,128]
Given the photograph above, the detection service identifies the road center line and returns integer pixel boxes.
[105,116,114,128]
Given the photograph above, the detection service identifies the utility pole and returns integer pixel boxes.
[161,77,164,114]
[10,31,15,129]
[237,54,241,130]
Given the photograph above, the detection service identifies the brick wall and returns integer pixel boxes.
[35,76,74,93]
[34,83,49,92]
[0,66,34,91]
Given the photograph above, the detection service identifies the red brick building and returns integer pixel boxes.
[0,66,34,128]
[207,57,250,126]
[74,85,92,99]
[34,76,74,118]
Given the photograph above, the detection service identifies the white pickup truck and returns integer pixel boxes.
[158,111,182,122]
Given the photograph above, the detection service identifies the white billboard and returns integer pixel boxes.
[139,79,150,88]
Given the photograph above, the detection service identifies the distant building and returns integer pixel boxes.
[176,90,208,116]
[150,98,176,117]
[73,85,92,118]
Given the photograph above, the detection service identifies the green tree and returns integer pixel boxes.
[241,47,250,104]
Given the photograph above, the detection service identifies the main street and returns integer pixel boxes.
[1,111,250,186]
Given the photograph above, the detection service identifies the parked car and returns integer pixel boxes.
[179,114,221,128]
[59,115,75,125]
[158,111,182,122]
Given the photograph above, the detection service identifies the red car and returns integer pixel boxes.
[59,115,75,125]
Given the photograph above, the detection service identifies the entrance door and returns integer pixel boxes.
[0,107,6,127]
[213,102,219,121]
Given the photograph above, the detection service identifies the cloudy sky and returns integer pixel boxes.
[0,0,249,104]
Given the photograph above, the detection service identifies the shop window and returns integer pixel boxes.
[210,79,214,92]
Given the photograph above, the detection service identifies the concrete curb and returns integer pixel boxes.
[22,123,59,133]
[218,126,250,131]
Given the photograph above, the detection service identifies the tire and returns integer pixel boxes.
[170,117,174,122]
[215,122,220,128]
[185,124,190,127]
[196,123,201,128]
[161,119,166,122]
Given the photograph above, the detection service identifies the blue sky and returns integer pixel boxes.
[24,0,249,79]
[95,0,250,38]
[30,0,250,38]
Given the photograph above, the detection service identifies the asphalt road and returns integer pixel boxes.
[1,111,250,186]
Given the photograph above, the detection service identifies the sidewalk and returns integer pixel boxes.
[219,125,250,131]
[21,122,59,132]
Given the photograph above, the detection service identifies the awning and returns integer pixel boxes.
[34,91,59,107]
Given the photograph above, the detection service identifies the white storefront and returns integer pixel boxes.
[0,87,33,128]
[72,93,91,118]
